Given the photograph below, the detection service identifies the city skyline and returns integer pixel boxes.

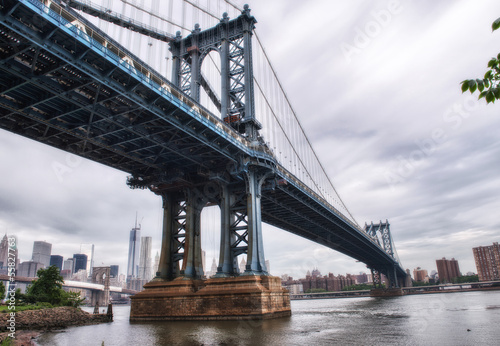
[1,1,500,278]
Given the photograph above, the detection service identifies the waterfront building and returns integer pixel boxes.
[436,257,461,283]
[80,244,95,276]
[31,241,52,268]
[473,242,500,281]
[73,254,88,273]
[138,236,152,280]
[300,271,355,292]
[127,221,141,281]
[50,255,63,271]
[413,267,429,283]
[356,272,369,284]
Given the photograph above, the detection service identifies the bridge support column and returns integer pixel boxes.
[243,168,269,275]
[154,193,185,281]
[180,189,205,279]
[215,184,239,277]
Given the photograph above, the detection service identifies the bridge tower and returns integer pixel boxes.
[130,6,290,320]
[169,4,261,140]
[364,220,408,295]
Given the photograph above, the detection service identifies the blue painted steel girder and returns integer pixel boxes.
[0,0,258,184]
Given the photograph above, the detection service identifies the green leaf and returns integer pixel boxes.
[488,58,498,68]
[461,80,470,92]
[477,79,484,92]
[486,90,495,103]
[493,87,500,99]
[479,91,487,99]
[485,70,493,79]
[484,78,491,88]
[492,17,500,31]
[469,79,477,93]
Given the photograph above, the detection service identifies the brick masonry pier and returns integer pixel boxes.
[370,288,405,297]
[130,275,291,321]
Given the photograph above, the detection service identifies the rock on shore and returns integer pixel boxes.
[0,306,112,344]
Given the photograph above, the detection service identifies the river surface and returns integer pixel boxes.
[35,290,500,345]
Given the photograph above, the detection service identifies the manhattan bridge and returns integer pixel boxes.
[0,0,407,309]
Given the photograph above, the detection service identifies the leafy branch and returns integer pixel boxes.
[461,17,500,103]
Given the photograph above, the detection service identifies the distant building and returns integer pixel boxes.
[153,251,160,276]
[110,265,119,278]
[73,254,88,273]
[50,255,63,271]
[300,271,355,292]
[127,278,148,292]
[239,257,246,274]
[80,244,95,276]
[436,257,461,283]
[127,222,141,281]
[18,261,43,278]
[473,242,500,281]
[206,258,217,278]
[63,258,74,276]
[32,241,52,268]
[0,234,17,274]
[356,272,369,284]
[60,269,72,279]
[413,267,429,283]
[138,236,152,280]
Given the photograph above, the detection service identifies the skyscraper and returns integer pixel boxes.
[436,257,461,283]
[0,234,17,272]
[473,242,500,281]
[110,265,119,278]
[127,221,141,281]
[73,254,88,273]
[80,244,95,276]
[153,251,160,277]
[50,255,63,271]
[32,241,52,268]
[138,236,152,280]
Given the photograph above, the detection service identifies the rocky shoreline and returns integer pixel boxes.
[0,306,112,345]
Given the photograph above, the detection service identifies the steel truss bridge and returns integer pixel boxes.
[0,0,407,287]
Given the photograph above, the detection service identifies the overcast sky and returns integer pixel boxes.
[1,0,499,281]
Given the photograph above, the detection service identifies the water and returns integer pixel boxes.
[36,290,500,346]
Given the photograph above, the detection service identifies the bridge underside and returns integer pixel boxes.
[0,0,408,320]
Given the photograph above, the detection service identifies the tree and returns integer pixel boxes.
[24,265,84,307]
[25,265,65,305]
[0,281,5,301]
[461,17,500,103]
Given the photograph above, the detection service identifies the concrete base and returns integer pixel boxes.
[130,275,291,321]
[370,288,405,297]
